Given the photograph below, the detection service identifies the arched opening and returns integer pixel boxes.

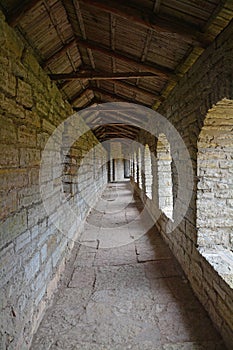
[157,133,173,219]
[197,99,233,284]
[138,147,142,189]
[133,151,137,182]
[144,144,153,199]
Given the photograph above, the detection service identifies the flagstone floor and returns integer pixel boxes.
[31,182,226,350]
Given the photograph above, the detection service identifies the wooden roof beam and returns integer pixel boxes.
[76,38,175,79]
[49,71,160,81]
[80,0,211,48]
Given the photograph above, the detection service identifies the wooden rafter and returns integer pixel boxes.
[153,0,161,14]
[60,0,89,93]
[80,0,210,48]
[42,38,76,68]
[49,71,159,80]
[95,126,136,136]
[92,87,151,107]
[110,13,116,93]
[136,29,153,86]
[100,111,147,126]
[69,89,93,105]
[112,80,162,101]
[141,29,153,63]
[76,38,175,78]
[97,132,136,141]
[72,98,99,111]
[103,124,139,136]
[72,0,96,69]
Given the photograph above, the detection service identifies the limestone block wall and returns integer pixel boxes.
[0,12,107,350]
[143,145,152,199]
[157,134,173,219]
[131,19,233,349]
[197,100,233,250]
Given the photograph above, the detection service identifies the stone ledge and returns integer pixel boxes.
[198,246,233,288]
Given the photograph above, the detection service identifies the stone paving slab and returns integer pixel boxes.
[31,182,226,350]
[68,267,95,288]
[94,246,137,266]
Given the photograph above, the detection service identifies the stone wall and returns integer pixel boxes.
[130,19,233,349]
[157,134,173,219]
[0,11,107,350]
[197,99,233,250]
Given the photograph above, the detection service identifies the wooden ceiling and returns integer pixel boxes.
[1,0,233,141]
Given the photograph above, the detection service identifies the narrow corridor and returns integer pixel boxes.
[31,183,225,350]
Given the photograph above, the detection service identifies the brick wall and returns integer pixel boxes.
[131,19,233,349]
[0,11,107,350]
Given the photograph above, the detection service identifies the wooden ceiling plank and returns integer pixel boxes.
[202,0,229,32]
[43,0,64,42]
[69,88,92,104]
[80,0,210,47]
[7,0,42,26]
[72,98,98,111]
[110,13,116,51]
[42,38,76,68]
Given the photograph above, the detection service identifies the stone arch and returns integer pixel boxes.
[157,133,173,219]
[138,146,142,188]
[197,98,233,286]
[133,151,137,182]
[197,99,233,251]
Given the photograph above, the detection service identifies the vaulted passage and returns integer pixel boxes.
[31,182,226,349]
[0,2,233,350]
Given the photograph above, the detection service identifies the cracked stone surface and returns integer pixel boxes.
[31,182,226,349]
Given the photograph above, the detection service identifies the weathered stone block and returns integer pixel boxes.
[0,116,17,143]
[15,230,31,252]
[18,125,37,147]
[18,185,41,208]
[0,190,17,220]
[19,148,41,167]
[27,204,47,229]
[0,209,27,249]
[0,68,16,97]
[0,145,19,168]
[0,169,28,190]
[16,78,33,108]
[24,252,40,282]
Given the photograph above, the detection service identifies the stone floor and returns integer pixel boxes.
[31,182,226,349]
